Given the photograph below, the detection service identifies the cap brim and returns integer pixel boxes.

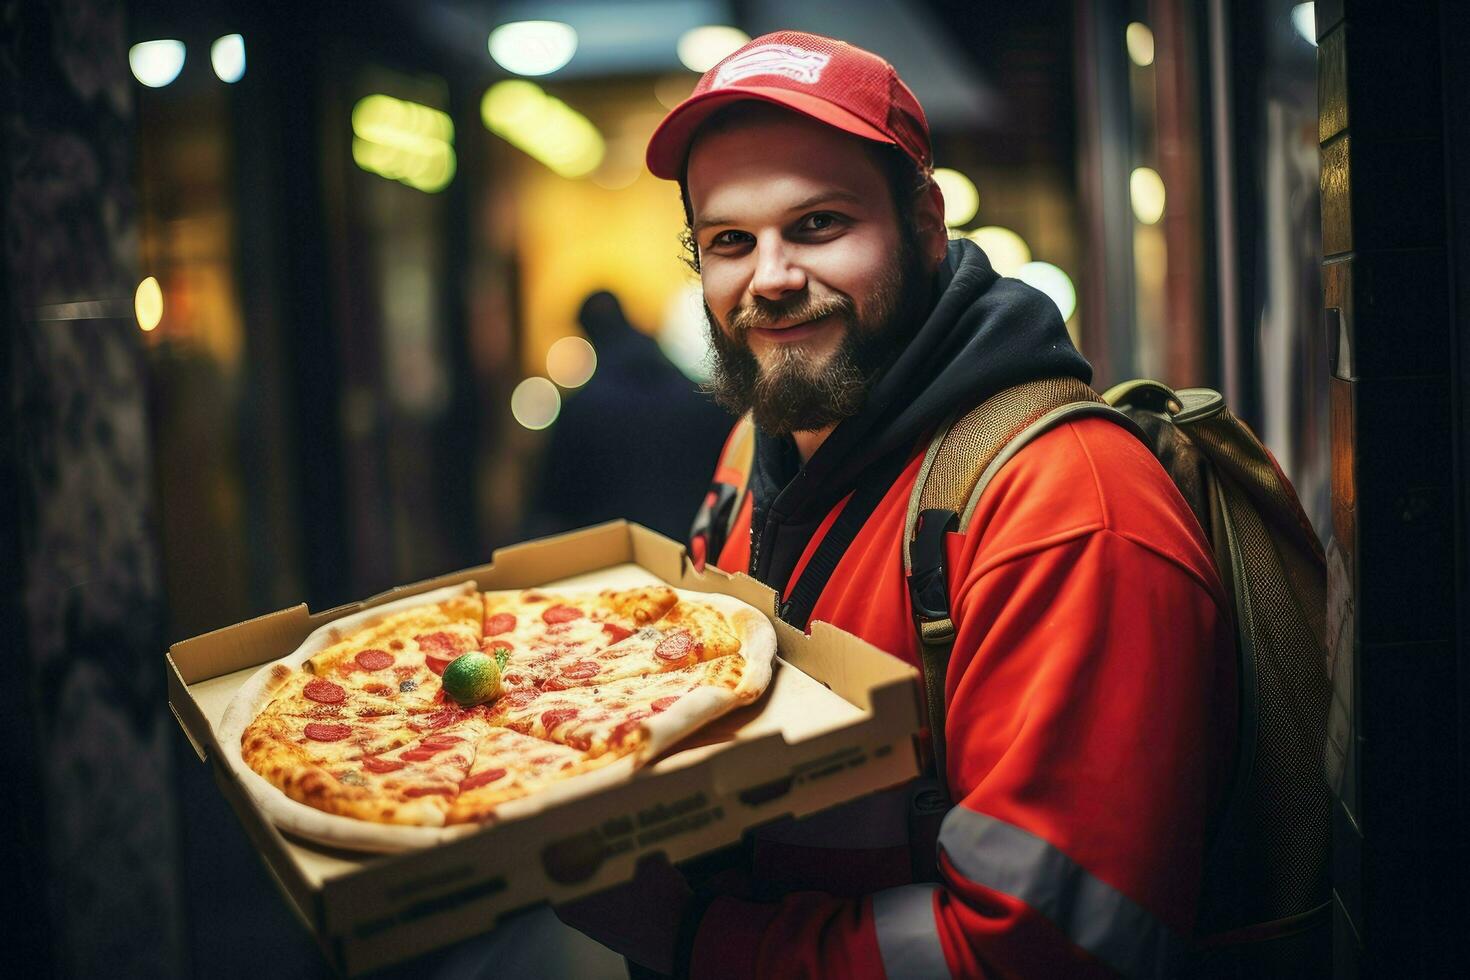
[645,86,896,180]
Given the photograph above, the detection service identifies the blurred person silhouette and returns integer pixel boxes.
[527,290,732,540]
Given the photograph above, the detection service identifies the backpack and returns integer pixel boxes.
[691,377,1331,975]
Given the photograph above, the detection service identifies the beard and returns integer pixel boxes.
[703,237,931,436]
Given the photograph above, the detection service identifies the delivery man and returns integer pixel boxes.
[559,31,1236,978]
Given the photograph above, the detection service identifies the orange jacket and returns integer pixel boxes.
[690,415,1236,978]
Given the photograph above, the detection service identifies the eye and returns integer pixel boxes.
[797,212,845,234]
[708,229,753,249]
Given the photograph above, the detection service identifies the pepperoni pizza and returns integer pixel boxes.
[218,582,775,850]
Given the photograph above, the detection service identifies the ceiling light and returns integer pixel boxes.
[129,40,185,88]
[489,21,578,76]
[210,34,245,83]
[1292,3,1317,46]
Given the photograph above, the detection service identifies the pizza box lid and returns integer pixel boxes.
[166,521,922,975]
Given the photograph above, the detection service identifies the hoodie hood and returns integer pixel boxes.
[747,236,1091,584]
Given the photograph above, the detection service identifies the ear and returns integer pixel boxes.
[914,180,950,269]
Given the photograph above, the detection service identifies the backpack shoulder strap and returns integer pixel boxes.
[903,378,1146,802]
[689,413,756,571]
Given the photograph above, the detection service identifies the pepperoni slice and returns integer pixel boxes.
[401,747,443,762]
[499,689,542,710]
[602,622,634,644]
[416,631,467,657]
[304,679,347,704]
[404,785,454,798]
[356,649,394,671]
[610,711,652,747]
[654,630,696,662]
[420,734,464,750]
[559,661,600,680]
[542,604,584,625]
[426,655,452,676]
[462,768,508,791]
[410,708,462,731]
[484,640,514,656]
[362,756,406,773]
[540,707,580,731]
[486,612,517,636]
[651,696,680,713]
[361,682,392,696]
[304,722,352,742]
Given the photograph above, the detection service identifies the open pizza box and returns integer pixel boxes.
[167,521,922,975]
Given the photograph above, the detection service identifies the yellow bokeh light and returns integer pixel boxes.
[135,276,163,331]
[932,168,980,227]
[1126,23,1155,67]
[351,94,456,193]
[482,81,604,179]
[546,336,598,388]
[967,226,1032,278]
[677,26,750,73]
[510,377,562,430]
[1130,166,1166,224]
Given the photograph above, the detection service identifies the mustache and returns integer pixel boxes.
[726,292,856,334]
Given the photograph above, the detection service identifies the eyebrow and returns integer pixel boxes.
[693,189,866,234]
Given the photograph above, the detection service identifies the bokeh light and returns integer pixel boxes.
[1017,261,1077,322]
[352,94,456,193]
[677,26,750,73]
[210,34,246,83]
[482,81,604,179]
[510,377,562,430]
[135,277,163,332]
[546,336,597,388]
[932,167,979,227]
[489,21,578,76]
[129,40,185,88]
[1125,23,1155,67]
[967,226,1032,278]
[1130,166,1166,224]
[1292,3,1317,46]
[654,73,697,110]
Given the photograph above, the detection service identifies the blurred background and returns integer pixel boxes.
[3,0,1343,976]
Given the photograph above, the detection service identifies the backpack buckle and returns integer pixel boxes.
[907,508,959,621]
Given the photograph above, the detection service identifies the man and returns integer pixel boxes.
[562,31,1235,978]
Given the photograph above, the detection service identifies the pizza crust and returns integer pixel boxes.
[217,582,777,853]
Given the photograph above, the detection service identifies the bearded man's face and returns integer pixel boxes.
[685,106,934,435]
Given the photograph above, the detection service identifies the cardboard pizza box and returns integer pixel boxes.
[166,522,922,976]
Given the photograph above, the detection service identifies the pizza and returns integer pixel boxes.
[217,581,775,851]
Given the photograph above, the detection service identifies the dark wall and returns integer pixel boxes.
[0,1,187,977]
[1319,0,1469,975]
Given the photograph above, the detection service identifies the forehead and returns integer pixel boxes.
[685,107,890,219]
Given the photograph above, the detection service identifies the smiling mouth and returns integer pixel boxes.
[749,314,834,343]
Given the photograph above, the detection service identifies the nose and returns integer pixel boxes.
[748,232,807,302]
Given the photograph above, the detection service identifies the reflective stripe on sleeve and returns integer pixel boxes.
[871,883,950,979]
[938,807,1184,979]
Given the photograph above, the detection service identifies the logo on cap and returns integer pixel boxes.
[711,44,831,89]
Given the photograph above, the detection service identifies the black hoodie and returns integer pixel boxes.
[746,237,1092,597]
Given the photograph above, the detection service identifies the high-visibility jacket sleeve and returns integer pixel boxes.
[688,477,1234,977]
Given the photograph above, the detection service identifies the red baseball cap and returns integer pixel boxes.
[646,31,932,181]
